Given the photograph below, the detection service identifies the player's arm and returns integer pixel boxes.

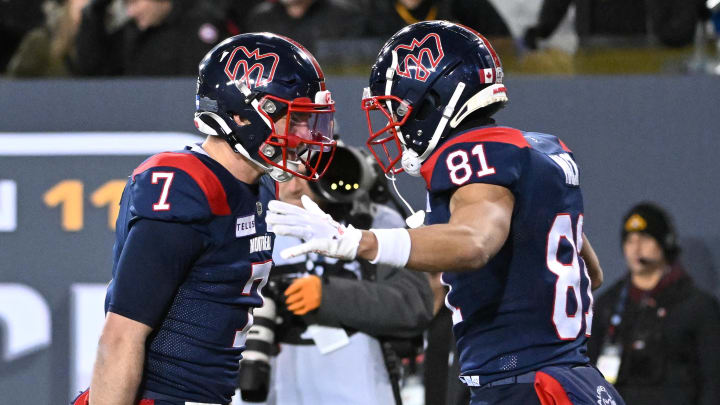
[90,313,151,405]
[428,273,447,315]
[580,232,603,290]
[359,183,514,273]
[89,218,205,404]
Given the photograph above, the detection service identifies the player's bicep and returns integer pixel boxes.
[109,219,205,328]
[449,183,514,261]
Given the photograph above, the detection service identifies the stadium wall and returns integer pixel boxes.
[0,76,718,403]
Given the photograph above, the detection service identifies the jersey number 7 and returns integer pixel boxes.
[151,172,175,211]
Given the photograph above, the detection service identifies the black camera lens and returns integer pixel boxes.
[238,298,277,402]
[309,145,375,203]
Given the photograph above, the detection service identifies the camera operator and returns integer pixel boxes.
[238,145,434,405]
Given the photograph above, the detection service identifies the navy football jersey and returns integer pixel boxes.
[422,126,593,385]
[106,144,276,403]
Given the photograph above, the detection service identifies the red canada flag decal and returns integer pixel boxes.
[479,68,495,84]
[394,33,445,82]
[224,46,280,89]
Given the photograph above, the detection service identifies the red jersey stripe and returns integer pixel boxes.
[132,153,231,216]
[420,127,529,186]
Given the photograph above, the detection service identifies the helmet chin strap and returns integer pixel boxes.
[195,108,293,182]
[400,81,466,175]
[385,171,425,229]
[231,82,279,175]
[194,89,277,177]
[381,49,424,227]
[268,164,296,182]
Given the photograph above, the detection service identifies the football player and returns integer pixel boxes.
[267,21,625,405]
[72,33,336,405]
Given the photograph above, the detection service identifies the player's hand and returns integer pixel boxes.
[266,195,362,260]
[284,275,322,315]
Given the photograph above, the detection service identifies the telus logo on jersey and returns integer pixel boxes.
[236,215,256,237]
[223,46,280,89]
[394,33,444,82]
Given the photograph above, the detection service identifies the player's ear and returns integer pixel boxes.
[232,114,251,126]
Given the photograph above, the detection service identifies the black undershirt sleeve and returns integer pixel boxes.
[107,218,206,328]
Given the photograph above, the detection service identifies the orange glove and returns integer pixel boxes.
[284,275,322,315]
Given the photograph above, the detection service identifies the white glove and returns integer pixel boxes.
[266,195,363,260]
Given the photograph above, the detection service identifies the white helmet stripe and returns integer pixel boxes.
[237,83,273,130]
[419,81,465,161]
[385,50,407,147]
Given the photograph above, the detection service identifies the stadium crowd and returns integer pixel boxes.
[1,0,718,77]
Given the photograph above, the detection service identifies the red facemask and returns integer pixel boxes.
[361,94,413,174]
[258,95,337,181]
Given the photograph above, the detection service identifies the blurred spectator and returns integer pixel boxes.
[451,0,511,38]
[74,0,226,76]
[588,202,720,405]
[243,0,365,54]
[0,0,45,73]
[711,1,720,46]
[524,0,708,49]
[220,0,265,36]
[365,0,510,39]
[6,0,88,77]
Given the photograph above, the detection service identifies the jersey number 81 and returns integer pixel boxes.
[547,213,593,340]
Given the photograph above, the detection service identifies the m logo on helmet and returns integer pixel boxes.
[394,33,444,82]
[223,46,280,89]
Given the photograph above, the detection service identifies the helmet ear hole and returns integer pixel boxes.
[414,89,440,121]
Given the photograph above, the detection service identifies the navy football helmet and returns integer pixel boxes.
[195,33,336,182]
[362,21,508,175]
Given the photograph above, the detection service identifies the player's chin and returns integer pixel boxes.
[284,197,303,209]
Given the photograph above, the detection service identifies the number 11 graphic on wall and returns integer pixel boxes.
[43,179,126,231]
